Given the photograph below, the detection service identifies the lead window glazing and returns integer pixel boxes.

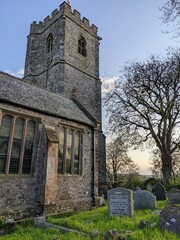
[0,114,37,174]
[58,127,83,175]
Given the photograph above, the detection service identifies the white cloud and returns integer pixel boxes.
[5,68,24,78]
[17,68,24,76]
[101,76,118,94]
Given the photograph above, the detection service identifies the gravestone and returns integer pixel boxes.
[154,183,166,201]
[108,187,134,217]
[134,190,156,209]
[146,183,153,192]
[160,205,180,234]
[167,188,180,205]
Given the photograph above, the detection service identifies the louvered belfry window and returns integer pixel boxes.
[0,114,36,174]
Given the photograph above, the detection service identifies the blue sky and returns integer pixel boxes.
[0,0,178,77]
[0,0,179,174]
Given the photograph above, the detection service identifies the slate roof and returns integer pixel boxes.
[0,71,95,126]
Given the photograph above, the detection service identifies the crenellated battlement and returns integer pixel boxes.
[30,1,98,36]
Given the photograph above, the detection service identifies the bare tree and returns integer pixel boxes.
[161,0,180,37]
[105,49,180,184]
[150,148,180,178]
[106,138,139,187]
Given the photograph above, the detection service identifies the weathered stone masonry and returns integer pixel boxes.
[0,1,106,217]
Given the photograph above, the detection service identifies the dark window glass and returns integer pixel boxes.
[47,33,53,53]
[66,129,72,174]
[58,128,64,174]
[0,114,37,175]
[74,131,80,175]
[0,115,12,173]
[58,128,83,175]
[78,37,86,57]
[22,120,36,174]
[9,118,24,174]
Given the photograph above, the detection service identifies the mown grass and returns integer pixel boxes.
[0,200,179,240]
[47,200,179,240]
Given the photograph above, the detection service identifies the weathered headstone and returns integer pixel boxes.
[160,205,180,234]
[167,188,180,205]
[146,183,153,192]
[154,183,166,201]
[95,195,105,207]
[104,229,122,240]
[108,187,134,217]
[134,190,156,209]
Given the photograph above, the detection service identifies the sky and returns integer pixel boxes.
[0,0,179,175]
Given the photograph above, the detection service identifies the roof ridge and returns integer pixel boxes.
[0,70,70,102]
[0,70,22,80]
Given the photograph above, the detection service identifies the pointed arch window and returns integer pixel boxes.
[78,36,86,57]
[47,33,53,53]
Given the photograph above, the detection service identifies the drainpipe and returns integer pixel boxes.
[92,126,95,206]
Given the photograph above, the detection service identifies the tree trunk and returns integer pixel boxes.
[161,154,173,185]
[113,170,118,187]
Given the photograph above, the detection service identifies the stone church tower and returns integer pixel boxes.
[24,2,106,195]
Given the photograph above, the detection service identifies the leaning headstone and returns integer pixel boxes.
[146,183,153,192]
[138,220,151,229]
[160,205,180,234]
[134,190,156,209]
[154,183,166,201]
[104,229,122,240]
[108,187,134,217]
[167,188,180,205]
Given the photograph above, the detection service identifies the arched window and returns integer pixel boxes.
[47,33,53,53]
[78,36,86,57]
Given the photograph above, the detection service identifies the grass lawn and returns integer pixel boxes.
[0,200,179,240]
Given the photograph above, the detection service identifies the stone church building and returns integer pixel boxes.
[0,2,106,217]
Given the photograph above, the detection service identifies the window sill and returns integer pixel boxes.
[58,174,82,177]
[0,174,33,178]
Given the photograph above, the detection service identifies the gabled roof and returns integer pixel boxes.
[0,71,95,126]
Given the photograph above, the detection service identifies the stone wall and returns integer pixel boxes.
[0,102,95,217]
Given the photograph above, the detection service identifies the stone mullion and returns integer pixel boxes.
[79,132,83,175]
[19,119,28,174]
[5,116,16,174]
[63,128,67,174]
[71,130,75,175]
